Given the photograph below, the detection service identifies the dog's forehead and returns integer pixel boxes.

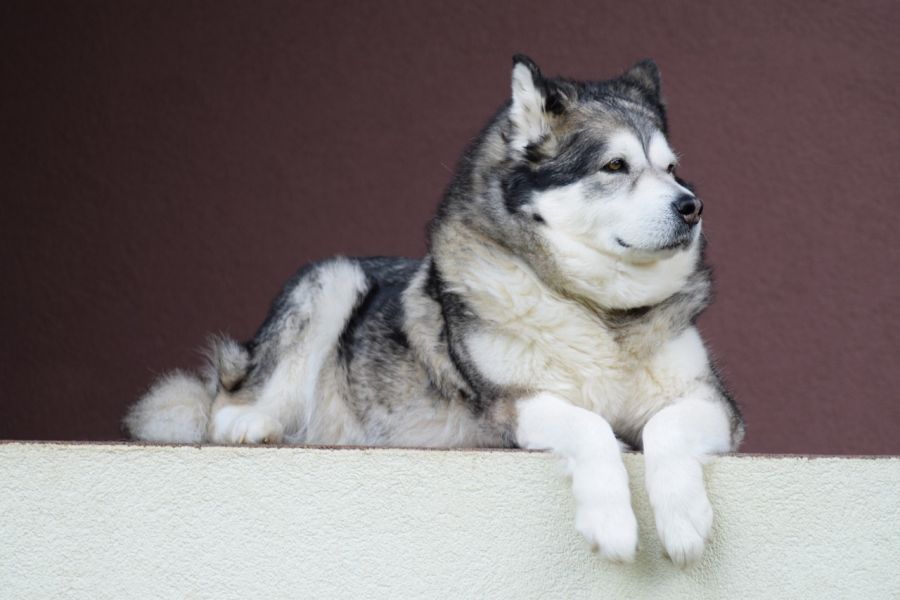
[606,129,644,157]
[575,124,673,164]
[570,101,669,158]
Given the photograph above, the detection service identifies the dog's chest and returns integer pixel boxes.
[466,294,692,430]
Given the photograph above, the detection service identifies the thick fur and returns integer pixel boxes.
[126,56,744,566]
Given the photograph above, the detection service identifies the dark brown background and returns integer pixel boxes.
[2,1,898,454]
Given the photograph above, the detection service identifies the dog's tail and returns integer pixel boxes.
[124,336,250,443]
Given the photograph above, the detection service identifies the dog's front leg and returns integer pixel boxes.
[642,395,733,567]
[516,393,637,562]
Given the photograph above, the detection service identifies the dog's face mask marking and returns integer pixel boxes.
[533,128,700,262]
[503,56,702,269]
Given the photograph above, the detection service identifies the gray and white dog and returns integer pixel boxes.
[126,55,744,566]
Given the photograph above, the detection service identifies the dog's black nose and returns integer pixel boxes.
[672,194,703,225]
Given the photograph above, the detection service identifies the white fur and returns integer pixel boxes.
[125,371,210,443]
[509,63,548,152]
[642,396,732,567]
[539,219,700,309]
[648,130,678,169]
[645,327,710,395]
[516,393,637,562]
[210,404,283,444]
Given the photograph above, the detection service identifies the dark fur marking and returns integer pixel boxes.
[387,327,410,350]
[524,140,545,163]
[238,263,319,388]
[427,264,495,413]
[339,258,420,365]
[424,260,443,302]
[502,132,608,214]
[709,360,744,441]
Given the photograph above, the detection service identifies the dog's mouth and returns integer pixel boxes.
[656,231,695,251]
[616,227,697,254]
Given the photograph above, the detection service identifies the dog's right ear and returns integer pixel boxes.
[509,54,563,153]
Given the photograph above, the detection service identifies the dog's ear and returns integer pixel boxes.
[508,55,567,153]
[620,59,663,102]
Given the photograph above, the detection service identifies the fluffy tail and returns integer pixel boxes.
[124,336,249,443]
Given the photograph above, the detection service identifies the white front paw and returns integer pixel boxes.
[654,491,712,567]
[571,463,638,562]
[211,405,284,444]
[575,501,638,563]
[648,462,713,567]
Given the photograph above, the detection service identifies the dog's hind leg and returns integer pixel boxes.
[200,335,286,444]
[208,259,370,445]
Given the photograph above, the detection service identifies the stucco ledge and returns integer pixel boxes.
[1,441,898,599]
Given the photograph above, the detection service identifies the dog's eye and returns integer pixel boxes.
[666,163,676,174]
[603,159,627,173]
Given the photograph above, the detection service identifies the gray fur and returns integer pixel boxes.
[125,56,743,452]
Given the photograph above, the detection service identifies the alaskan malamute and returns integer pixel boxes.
[126,55,744,566]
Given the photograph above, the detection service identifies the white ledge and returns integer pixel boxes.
[1,442,898,599]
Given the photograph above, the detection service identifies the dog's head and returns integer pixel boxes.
[453,55,704,309]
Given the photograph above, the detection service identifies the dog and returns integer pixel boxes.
[125,55,744,566]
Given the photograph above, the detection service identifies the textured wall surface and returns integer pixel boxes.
[2,1,899,453]
[1,443,898,599]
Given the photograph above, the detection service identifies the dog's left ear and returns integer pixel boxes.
[621,59,663,103]
[508,54,567,152]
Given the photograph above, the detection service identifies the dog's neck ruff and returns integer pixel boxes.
[432,218,701,321]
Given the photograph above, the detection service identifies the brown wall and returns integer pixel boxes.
[2,1,898,454]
